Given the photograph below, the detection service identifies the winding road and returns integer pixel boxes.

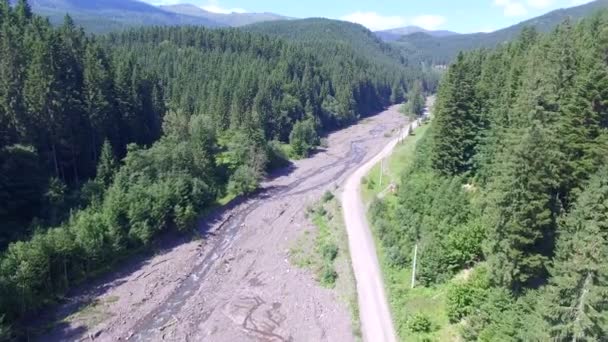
[341,115,425,342]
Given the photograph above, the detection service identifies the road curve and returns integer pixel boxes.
[341,116,423,342]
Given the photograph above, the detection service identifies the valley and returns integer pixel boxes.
[2,1,608,341]
[40,106,407,342]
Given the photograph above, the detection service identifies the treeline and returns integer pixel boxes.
[372,11,608,341]
[0,1,424,338]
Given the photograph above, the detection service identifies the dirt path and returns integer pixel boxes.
[341,114,425,342]
[40,106,407,342]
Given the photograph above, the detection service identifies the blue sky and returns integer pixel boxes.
[143,0,595,32]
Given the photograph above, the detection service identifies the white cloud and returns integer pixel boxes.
[411,15,447,30]
[202,0,246,14]
[494,0,528,16]
[340,12,446,31]
[340,12,407,31]
[526,0,555,8]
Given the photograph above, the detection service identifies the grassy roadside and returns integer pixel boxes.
[361,121,460,341]
[361,123,430,203]
[289,192,362,340]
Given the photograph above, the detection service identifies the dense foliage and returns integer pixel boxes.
[0,0,166,247]
[245,18,441,94]
[0,1,430,337]
[373,11,608,340]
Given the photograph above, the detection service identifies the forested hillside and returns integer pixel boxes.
[245,18,440,95]
[394,0,608,64]
[372,11,608,341]
[0,1,424,338]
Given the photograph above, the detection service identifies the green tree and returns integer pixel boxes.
[96,140,117,187]
[431,52,481,176]
[544,168,608,341]
[485,123,562,291]
[289,118,319,158]
[406,81,425,117]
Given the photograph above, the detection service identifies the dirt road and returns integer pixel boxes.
[341,115,424,342]
[41,106,407,342]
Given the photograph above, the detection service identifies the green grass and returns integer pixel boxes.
[361,122,430,203]
[378,256,459,341]
[63,296,120,329]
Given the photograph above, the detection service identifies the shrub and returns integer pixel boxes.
[386,245,408,267]
[228,166,260,195]
[407,313,434,333]
[322,191,334,202]
[321,243,339,262]
[266,140,290,170]
[316,205,327,217]
[320,263,338,286]
[446,284,476,323]
[367,178,376,190]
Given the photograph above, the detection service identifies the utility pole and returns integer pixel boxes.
[411,243,418,289]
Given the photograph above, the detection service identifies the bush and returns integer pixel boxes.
[386,245,408,267]
[316,205,327,217]
[322,190,334,202]
[369,198,387,224]
[228,166,260,195]
[446,284,476,323]
[320,263,338,286]
[321,243,339,261]
[266,140,290,170]
[367,178,376,190]
[407,313,434,333]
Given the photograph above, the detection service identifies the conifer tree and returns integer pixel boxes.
[485,122,562,292]
[96,140,117,187]
[544,168,608,341]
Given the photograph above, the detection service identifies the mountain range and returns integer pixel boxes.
[13,0,608,64]
[392,0,608,64]
[159,3,288,27]
[375,26,459,42]
[19,0,287,32]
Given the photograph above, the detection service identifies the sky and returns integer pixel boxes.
[143,0,596,33]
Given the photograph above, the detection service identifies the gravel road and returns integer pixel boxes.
[341,104,429,342]
[40,105,407,342]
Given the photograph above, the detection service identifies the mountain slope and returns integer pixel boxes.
[245,18,404,68]
[160,3,288,27]
[375,26,458,42]
[19,0,224,32]
[394,0,608,64]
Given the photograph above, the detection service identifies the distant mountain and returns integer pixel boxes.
[20,0,224,32]
[394,0,608,64]
[160,3,288,27]
[375,26,459,42]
